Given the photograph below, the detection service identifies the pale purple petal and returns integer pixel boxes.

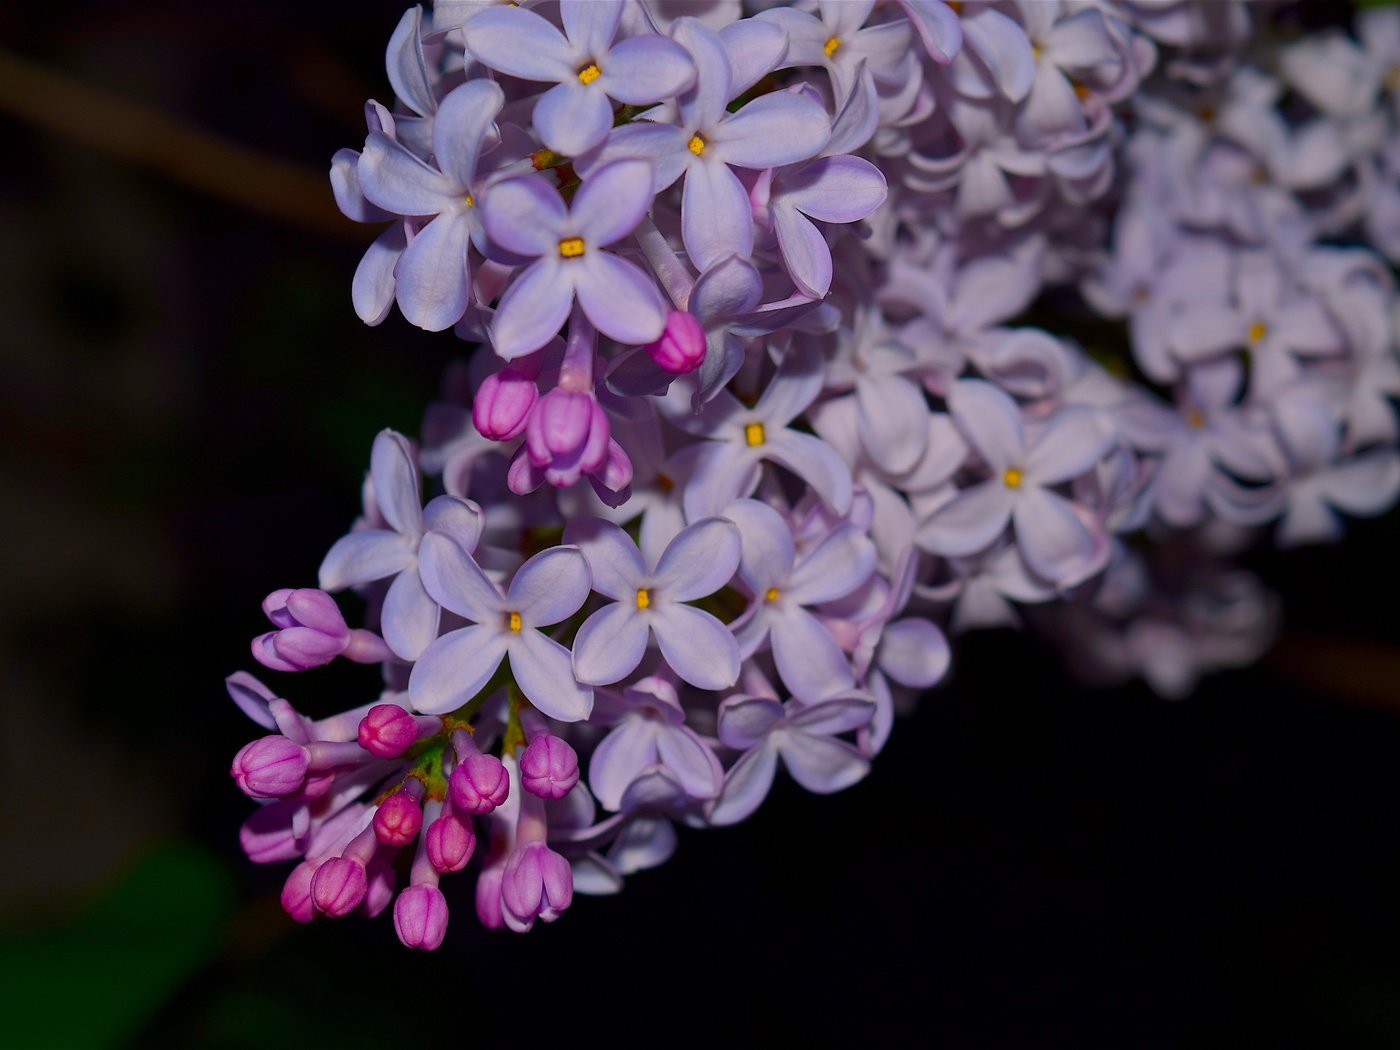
[562,518,645,600]
[581,122,691,191]
[562,0,621,57]
[589,718,658,810]
[773,205,832,299]
[352,223,404,325]
[962,7,1035,102]
[371,430,421,537]
[533,80,615,158]
[879,618,950,688]
[778,732,870,794]
[764,431,854,514]
[771,606,856,702]
[481,175,567,257]
[1012,488,1105,587]
[786,524,876,606]
[465,6,574,80]
[508,546,592,626]
[916,480,1014,557]
[509,629,593,722]
[726,498,797,592]
[717,694,785,749]
[574,252,667,346]
[418,531,502,622]
[682,160,753,272]
[358,132,455,216]
[433,79,504,187]
[380,568,440,661]
[1026,406,1114,484]
[573,159,655,246]
[421,495,484,553]
[395,211,472,332]
[789,695,875,735]
[673,18,734,132]
[753,346,824,426]
[572,602,650,685]
[653,517,741,600]
[654,725,723,800]
[386,6,434,118]
[784,155,887,222]
[707,743,778,825]
[1319,451,1400,516]
[597,34,697,104]
[690,255,763,322]
[719,17,788,97]
[948,378,1025,470]
[715,91,831,169]
[651,603,740,690]
[491,258,573,360]
[409,626,507,714]
[858,372,928,475]
[318,530,414,591]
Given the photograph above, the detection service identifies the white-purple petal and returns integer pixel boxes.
[409,625,507,715]
[508,546,592,626]
[651,602,740,690]
[510,628,593,722]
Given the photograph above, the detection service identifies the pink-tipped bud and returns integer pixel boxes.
[311,856,368,917]
[525,389,610,480]
[394,884,450,950]
[519,734,580,800]
[426,813,477,873]
[475,863,507,930]
[449,752,510,814]
[231,736,310,798]
[374,792,424,847]
[358,704,419,759]
[254,588,351,672]
[474,367,539,441]
[646,310,705,374]
[281,859,320,923]
[362,854,397,919]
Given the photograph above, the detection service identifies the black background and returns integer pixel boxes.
[3,2,1399,1046]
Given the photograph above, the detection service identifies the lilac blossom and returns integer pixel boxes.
[566,516,742,690]
[465,0,696,157]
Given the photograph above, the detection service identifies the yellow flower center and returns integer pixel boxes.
[688,134,706,156]
[578,63,602,85]
[1003,467,1024,489]
[635,587,652,611]
[558,236,586,258]
[505,611,522,633]
[1247,321,1267,344]
[744,422,766,447]
[464,191,475,208]
[823,36,841,58]
[1186,409,1206,430]
[764,587,780,603]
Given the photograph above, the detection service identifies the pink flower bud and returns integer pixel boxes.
[254,588,351,672]
[519,734,579,800]
[374,792,424,847]
[394,884,450,950]
[358,704,420,758]
[425,812,477,873]
[646,310,705,374]
[449,752,510,814]
[525,389,610,480]
[311,856,368,917]
[231,736,310,798]
[280,859,319,923]
[501,841,574,931]
[474,367,539,441]
[475,862,506,931]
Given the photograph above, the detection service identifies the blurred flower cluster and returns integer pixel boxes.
[228,0,1400,948]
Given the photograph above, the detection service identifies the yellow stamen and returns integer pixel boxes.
[948,0,961,12]
[506,611,522,633]
[1031,44,1041,61]
[1073,82,1091,103]
[687,134,706,156]
[656,472,675,493]
[1247,321,1267,344]
[1003,467,1023,489]
[558,236,586,258]
[823,36,841,58]
[578,63,602,85]
[1186,409,1206,430]
[635,587,652,611]
[744,422,766,447]
[464,191,475,208]
[764,587,780,603]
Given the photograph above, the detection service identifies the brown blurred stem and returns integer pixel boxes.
[1265,635,1400,712]
[0,48,360,239]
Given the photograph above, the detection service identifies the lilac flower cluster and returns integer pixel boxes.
[232,0,1400,947]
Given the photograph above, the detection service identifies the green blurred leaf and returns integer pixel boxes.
[0,842,234,1050]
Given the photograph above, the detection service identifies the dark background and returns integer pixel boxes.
[3,2,1400,1046]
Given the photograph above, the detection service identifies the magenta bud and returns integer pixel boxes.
[525,389,607,467]
[373,792,424,847]
[475,863,506,931]
[426,813,477,873]
[311,856,369,917]
[362,854,397,919]
[501,842,574,931]
[231,736,310,798]
[254,589,351,672]
[448,752,510,814]
[358,704,419,759]
[519,734,580,800]
[646,310,706,374]
[474,367,539,441]
[280,859,319,923]
[394,884,450,950]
